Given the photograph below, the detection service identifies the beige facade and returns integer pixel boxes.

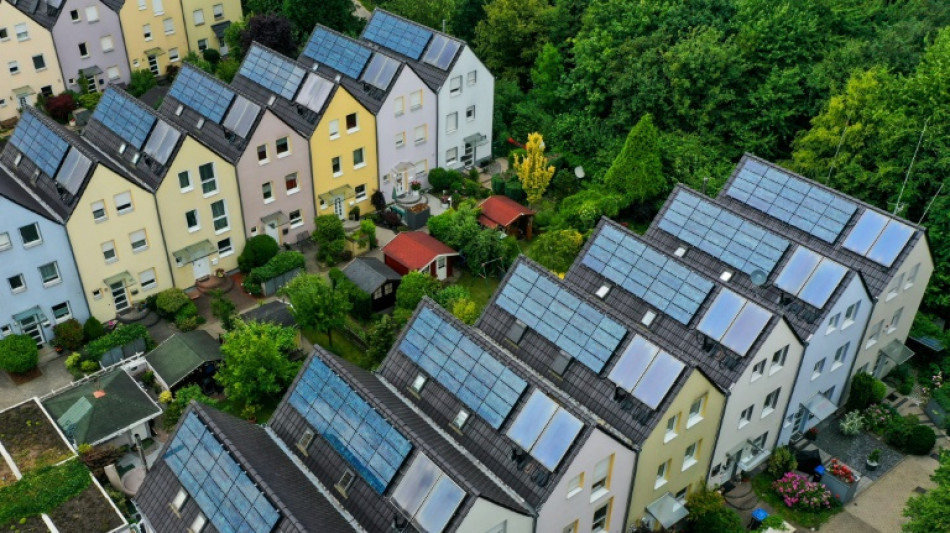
[0,5,65,122]
[179,0,241,55]
[154,135,245,289]
[66,166,172,321]
[119,0,188,76]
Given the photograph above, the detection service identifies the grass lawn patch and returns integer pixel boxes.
[752,473,842,530]
[0,401,72,473]
[0,459,90,527]
[303,327,371,369]
[455,269,501,309]
[48,482,124,533]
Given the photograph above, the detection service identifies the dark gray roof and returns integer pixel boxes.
[135,403,357,533]
[478,256,695,445]
[138,85,168,110]
[0,162,61,221]
[717,154,926,297]
[565,218,784,391]
[240,300,297,328]
[342,257,401,294]
[6,0,123,29]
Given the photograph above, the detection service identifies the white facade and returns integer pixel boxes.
[436,46,494,170]
[457,499,533,533]
[376,66,437,200]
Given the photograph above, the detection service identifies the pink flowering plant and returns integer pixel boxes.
[863,403,897,434]
[772,472,834,511]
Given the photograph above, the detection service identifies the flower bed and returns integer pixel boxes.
[752,473,841,529]
[828,459,856,484]
[772,472,835,510]
[0,401,72,473]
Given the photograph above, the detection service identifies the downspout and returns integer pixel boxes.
[621,445,641,533]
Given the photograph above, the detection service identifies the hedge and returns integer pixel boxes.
[0,335,39,373]
[243,251,306,294]
[84,324,152,362]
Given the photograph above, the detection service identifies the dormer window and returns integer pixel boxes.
[267,95,276,106]
[411,374,426,393]
[14,153,22,166]
[595,285,610,299]
[674,247,686,258]
[196,117,205,129]
[335,469,355,497]
[452,409,469,430]
[131,153,140,165]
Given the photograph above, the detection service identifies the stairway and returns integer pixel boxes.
[195,274,234,296]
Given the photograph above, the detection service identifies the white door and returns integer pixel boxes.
[18,315,45,345]
[435,256,447,280]
[148,55,159,76]
[265,222,280,244]
[394,172,405,195]
[111,281,130,311]
[334,197,345,220]
[193,257,211,280]
[462,142,475,167]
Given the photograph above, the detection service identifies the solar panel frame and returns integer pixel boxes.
[168,67,235,123]
[505,390,583,471]
[697,289,772,356]
[9,112,69,178]
[222,95,260,138]
[842,210,888,255]
[361,53,400,90]
[295,73,334,112]
[867,220,914,267]
[142,120,181,164]
[607,336,659,391]
[239,45,306,100]
[422,34,461,70]
[631,351,685,409]
[363,11,433,60]
[844,210,915,267]
[775,246,848,309]
[303,28,372,79]
[93,91,157,149]
[55,147,91,195]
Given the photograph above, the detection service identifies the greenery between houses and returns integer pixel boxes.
[766,446,798,480]
[0,335,39,374]
[329,268,373,320]
[281,274,350,347]
[217,320,301,413]
[66,323,154,375]
[148,288,204,331]
[314,215,349,266]
[752,472,841,529]
[52,319,84,352]
[0,459,90,527]
[242,251,306,295]
[683,483,744,533]
[902,449,950,533]
[238,234,280,274]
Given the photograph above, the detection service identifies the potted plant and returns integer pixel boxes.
[410,180,422,192]
[866,449,881,471]
[805,427,819,441]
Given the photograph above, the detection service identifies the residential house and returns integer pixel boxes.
[361,9,494,169]
[230,43,324,243]
[567,219,805,488]
[117,0,188,77]
[383,231,458,281]
[269,346,535,532]
[298,25,437,202]
[479,258,725,531]
[87,86,245,288]
[379,301,637,533]
[0,108,172,321]
[144,330,221,391]
[717,155,932,392]
[136,403,360,533]
[646,186,873,446]
[0,0,64,122]
[0,163,89,346]
[179,0,240,55]
[478,195,535,239]
[342,257,401,311]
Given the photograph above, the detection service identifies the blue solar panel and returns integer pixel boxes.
[658,190,790,276]
[9,112,68,178]
[582,225,715,325]
[363,11,433,60]
[842,210,915,267]
[288,357,411,493]
[697,289,771,356]
[93,90,157,149]
[506,390,582,471]
[775,247,848,308]
[302,28,371,80]
[168,66,235,123]
[401,307,527,429]
[496,263,626,373]
[164,412,280,533]
[725,158,858,243]
[240,45,306,100]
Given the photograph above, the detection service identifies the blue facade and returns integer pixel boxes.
[0,196,89,346]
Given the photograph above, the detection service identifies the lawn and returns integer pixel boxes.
[303,326,371,369]
[751,473,842,530]
[455,268,501,309]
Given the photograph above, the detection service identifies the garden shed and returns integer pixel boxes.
[477,195,535,239]
[383,231,459,281]
[145,330,223,391]
[342,257,402,311]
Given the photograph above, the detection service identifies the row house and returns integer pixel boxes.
[117,0,188,78]
[0,0,65,122]
[179,0,239,56]
[479,258,726,531]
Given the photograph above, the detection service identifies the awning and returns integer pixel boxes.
[881,339,914,365]
[803,393,837,420]
[13,86,35,97]
[80,65,103,77]
[393,161,415,172]
[104,271,136,287]
[212,21,231,41]
[261,211,289,226]
[144,47,165,57]
[318,185,355,204]
[13,306,45,324]
[646,492,689,529]
[172,240,216,265]
[911,336,945,352]
[463,133,488,147]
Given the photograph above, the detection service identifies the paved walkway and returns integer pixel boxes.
[0,349,74,410]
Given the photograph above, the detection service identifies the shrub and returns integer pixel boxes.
[155,288,190,318]
[202,48,221,65]
[766,446,798,480]
[83,316,106,342]
[84,323,152,362]
[141,370,155,386]
[127,69,157,97]
[772,472,834,510]
[238,234,280,273]
[65,352,82,374]
[80,360,100,373]
[905,425,936,455]
[173,302,203,331]
[371,189,387,212]
[839,410,865,436]
[507,148,527,169]
[491,174,507,195]
[428,168,464,192]
[451,298,480,324]
[76,92,101,111]
[871,379,888,404]
[685,483,744,533]
[52,319,84,351]
[504,178,525,202]
[845,372,875,412]
[44,93,77,123]
[885,414,919,449]
[313,215,345,245]
[318,239,346,266]
[533,207,555,230]
[0,335,39,373]
[158,390,172,403]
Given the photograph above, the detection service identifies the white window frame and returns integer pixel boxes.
[812,358,825,380]
[171,488,187,512]
[193,9,205,25]
[770,345,788,374]
[655,461,669,489]
[32,54,46,72]
[51,301,72,322]
[85,6,99,22]
[682,441,698,471]
[843,301,861,327]
[78,42,89,58]
[211,200,229,233]
[217,237,233,256]
[866,320,884,348]
[15,23,29,42]
[762,388,780,417]
[8,61,19,75]
[751,359,765,381]
[739,405,753,428]
[395,132,406,148]
[100,35,114,52]
[355,184,367,202]
[467,70,476,86]
[449,75,462,96]
[411,374,426,393]
[566,473,583,499]
[199,163,217,196]
[446,112,458,133]
[39,261,61,286]
[328,119,340,139]
[888,307,903,334]
[686,396,704,428]
[446,147,458,164]
[827,313,840,333]
[169,48,180,62]
[102,240,117,263]
[452,409,469,430]
[905,263,921,289]
[466,105,475,121]
[140,268,157,290]
[189,512,206,533]
[276,136,290,157]
[185,209,201,231]
[92,200,107,221]
[414,125,427,145]
[19,223,42,247]
[590,455,612,501]
[887,273,904,301]
[114,191,133,214]
[130,229,148,252]
[285,173,299,194]
[833,341,850,370]
[289,210,303,228]
[163,17,174,34]
[143,23,152,41]
[664,414,678,443]
[197,38,208,51]
[331,156,342,177]
[212,3,223,18]
[394,96,404,116]
[262,182,274,203]
[178,170,192,192]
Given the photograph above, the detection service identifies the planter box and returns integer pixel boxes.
[345,238,370,257]
[821,470,859,504]
[404,205,431,230]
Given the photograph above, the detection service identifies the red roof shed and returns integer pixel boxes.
[382,232,459,280]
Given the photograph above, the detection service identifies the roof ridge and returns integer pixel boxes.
[0,161,64,223]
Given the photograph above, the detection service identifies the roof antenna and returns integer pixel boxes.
[824,119,849,185]
[893,116,930,216]
[702,176,708,195]
[918,181,944,225]
[442,19,446,32]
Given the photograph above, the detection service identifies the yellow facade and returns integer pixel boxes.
[155,136,245,288]
[311,87,378,220]
[67,166,172,321]
[627,370,725,530]
[119,0,188,76]
[0,5,65,122]
[179,0,241,55]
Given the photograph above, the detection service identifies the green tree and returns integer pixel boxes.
[164,385,218,429]
[434,285,471,309]
[240,13,298,59]
[529,43,564,109]
[365,314,399,367]
[602,114,665,209]
[280,274,350,346]
[685,483,744,533]
[452,0,487,42]
[903,450,950,533]
[0,335,38,374]
[451,298,480,324]
[383,0,458,33]
[514,132,555,206]
[475,0,554,86]
[529,229,583,273]
[558,187,622,233]
[238,234,279,273]
[395,271,441,311]
[282,0,360,38]
[217,320,299,408]
[427,201,481,250]
[210,289,237,331]
[223,17,247,60]
[215,58,240,83]
[127,69,157,97]
[83,317,106,342]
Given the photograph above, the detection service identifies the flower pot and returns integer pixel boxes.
[866,460,878,471]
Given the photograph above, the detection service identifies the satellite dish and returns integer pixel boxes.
[750,269,767,286]
[574,166,586,179]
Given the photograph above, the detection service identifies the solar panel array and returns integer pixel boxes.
[94,91,157,149]
[774,247,848,308]
[391,453,465,532]
[697,289,772,356]
[9,112,68,178]
[362,53,400,90]
[141,120,181,164]
[164,412,280,533]
[288,357,411,493]
[295,74,334,112]
[726,158,857,243]
[302,28,371,80]
[222,95,260,138]
[842,210,915,267]
[496,263,627,374]
[240,45,306,100]
[506,390,583,471]
[608,336,685,409]
[582,225,715,325]
[55,148,92,195]
[400,307,527,429]
[363,11,433,60]
[659,190,790,276]
[168,66,235,123]
[422,34,461,70]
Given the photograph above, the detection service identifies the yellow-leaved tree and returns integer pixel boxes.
[514,132,555,206]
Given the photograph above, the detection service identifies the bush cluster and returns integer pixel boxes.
[766,446,798,480]
[772,472,834,511]
[243,251,306,295]
[52,319,84,352]
[314,215,347,266]
[839,410,865,436]
[0,335,39,374]
[237,234,279,273]
[153,288,202,330]
[883,413,937,455]
[329,268,372,320]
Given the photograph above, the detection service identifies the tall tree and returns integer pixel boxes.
[474,0,553,86]
[529,43,564,109]
[283,0,360,38]
[240,13,298,59]
[216,320,299,408]
[528,229,583,274]
[452,0,487,42]
[514,132,555,206]
[395,271,441,311]
[382,0,457,33]
[602,114,665,209]
[280,274,350,345]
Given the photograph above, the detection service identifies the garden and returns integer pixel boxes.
[749,447,843,529]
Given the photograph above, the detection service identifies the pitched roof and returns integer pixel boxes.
[240,300,297,329]
[145,330,222,388]
[41,369,161,446]
[382,231,457,270]
[0,162,61,221]
[6,0,124,29]
[342,257,401,293]
[478,195,534,228]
